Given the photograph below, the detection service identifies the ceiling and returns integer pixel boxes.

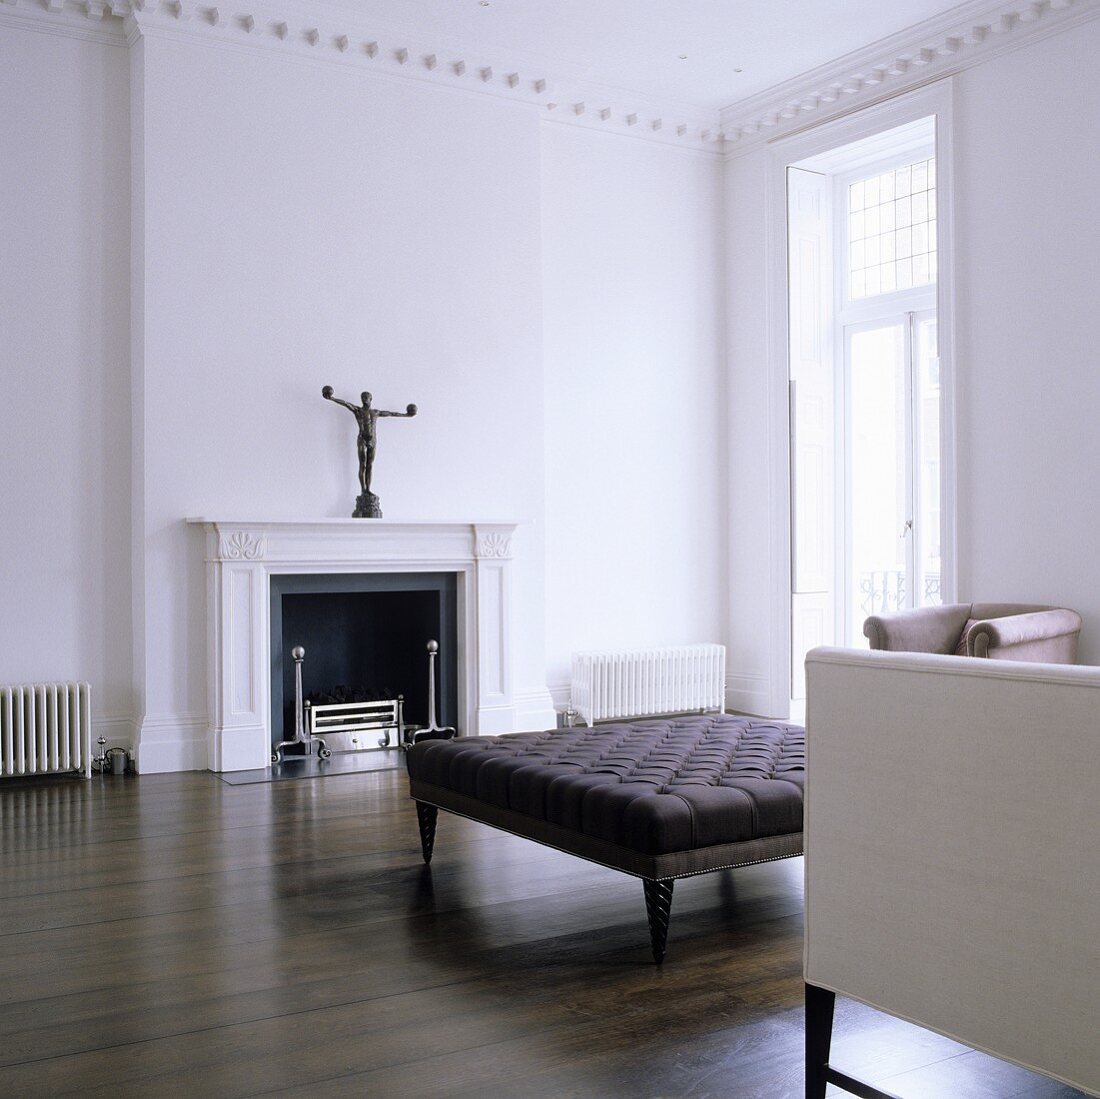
[302,0,973,111]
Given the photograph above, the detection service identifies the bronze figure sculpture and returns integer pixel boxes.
[322,386,417,518]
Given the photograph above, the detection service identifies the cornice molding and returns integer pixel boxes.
[0,0,722,153]
[720,0,1100,158]
[4,0,1098,156]
[0,0,125,45]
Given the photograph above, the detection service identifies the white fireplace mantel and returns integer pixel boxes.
[187,518,519,772]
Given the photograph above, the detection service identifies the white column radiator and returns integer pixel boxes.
[0,683,92,778]
[570,645,726,727]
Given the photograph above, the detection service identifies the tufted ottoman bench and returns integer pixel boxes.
[405,714,805,962]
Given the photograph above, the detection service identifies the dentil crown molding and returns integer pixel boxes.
[0,0,721,153]
[0,0,124,45]
[719,0,1100,156]
[3,0,1099,155]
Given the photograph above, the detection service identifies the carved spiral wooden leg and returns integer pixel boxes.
[415,802,438,865]
[642,878,674,964]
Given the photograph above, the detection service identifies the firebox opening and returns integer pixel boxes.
[269,572,458,754]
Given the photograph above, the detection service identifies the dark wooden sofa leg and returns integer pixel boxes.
[806,985,900,1099]
[416,802,438,864]
[642,878,674,964]
[805,983,835,1099]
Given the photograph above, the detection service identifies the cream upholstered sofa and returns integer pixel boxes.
[863,601,1081,662]
[803,647,1099,1099]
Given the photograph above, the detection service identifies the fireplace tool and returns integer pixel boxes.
[406,639,455,748]
[271,646,331,764]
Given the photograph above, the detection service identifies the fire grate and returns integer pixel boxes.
[306,696,406,752]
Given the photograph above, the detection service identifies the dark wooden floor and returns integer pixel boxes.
[0,770,1087,1098]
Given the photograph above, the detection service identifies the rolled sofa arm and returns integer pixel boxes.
[968,609,1082,662]
[863,604,972,653]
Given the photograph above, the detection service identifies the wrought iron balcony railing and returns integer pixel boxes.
[859,570,941,615]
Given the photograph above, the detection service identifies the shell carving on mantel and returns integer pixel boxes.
[219,531,267,560]
[476,532,513,559]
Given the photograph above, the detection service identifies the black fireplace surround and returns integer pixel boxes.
[269,572,458,751]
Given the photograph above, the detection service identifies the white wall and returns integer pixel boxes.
[724,15,1100,713]
[25,8,1088,765]
[132,37,550,767]
[0,14,730,770]
[0,24,133,745]
[723,147,776,715]
[953,20,1100,663]
[541,124,727,696]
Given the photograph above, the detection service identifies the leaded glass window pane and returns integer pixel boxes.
[848,158,936,300]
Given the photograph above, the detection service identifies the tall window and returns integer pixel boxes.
[788,113,951,715]
[842,154,940,641]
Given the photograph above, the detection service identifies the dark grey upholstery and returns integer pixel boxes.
[406,715,806,961]
[407,715,804,868]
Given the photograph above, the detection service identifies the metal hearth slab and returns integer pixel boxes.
[218,750,404,785]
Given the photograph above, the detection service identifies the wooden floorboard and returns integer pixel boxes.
[0,769,1088,1098]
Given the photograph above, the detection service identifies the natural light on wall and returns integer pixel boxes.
[848,158,936,299]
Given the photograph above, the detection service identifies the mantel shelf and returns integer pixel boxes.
[186,517,526,527]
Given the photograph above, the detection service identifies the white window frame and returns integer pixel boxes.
[763,81,957,721]
[839,306,939,644]
[834,147,938,644]
[835,150,938,328]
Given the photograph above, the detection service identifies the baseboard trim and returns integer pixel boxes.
[513,685,557,731]
[135,713,208,773]
[726,673,773,718]
[94,714,137,754]
[546,679,570,711]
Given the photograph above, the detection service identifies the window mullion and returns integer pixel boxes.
[905,311,919,609]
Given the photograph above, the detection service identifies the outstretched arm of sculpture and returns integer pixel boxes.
[376,404,418,418]
[321,386,360,413]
